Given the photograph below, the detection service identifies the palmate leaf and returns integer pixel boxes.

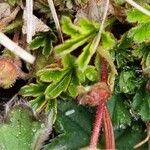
[20,83,47,97]
[43,100,94,150]
[38,55,79,98]
[37,68,67,83]
[30,31,56,57]
[127,7,150,23]
[107,94,131,127]
[132,81,150,121]
[119,70,137,94]
[128,22,150,43]
[55,16,99,70]
[45,71,72,99]
[127,7,150,43]
[0,105,41,150]
[115,35,133,68]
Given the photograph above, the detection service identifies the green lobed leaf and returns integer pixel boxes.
[61,16,83,38]
[119,70,137,94]
[45,72,72,99]
[0,106,41,150]
[77,40,96,70]
[37,68,67,83]
[68,73,79,97]
[62,54,77,68]
[29,36,44,50]
[30,95,46,112]
[128,21,150,43]
[127,7,150,23]
[85,65,98,81]
[55,34,92,56]
[20,83,47,97]
[107,94,131,127]
[132,81,150,121]
[42,39,53,56]
[30,31,56,57]
[43,100,94,150]
[101,32,116,50]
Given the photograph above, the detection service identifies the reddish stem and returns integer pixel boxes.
[103,106,115,149]
[89,57,115,149]
[89,57,108,148]
[101,58,108,83]
[89,103,105,148]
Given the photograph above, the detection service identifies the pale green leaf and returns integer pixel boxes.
[55,35,91,56]
[101,32,116,50]
[37,68,67,83]
[129,21,150,43]
[127,7,150,23]
[45,73,71,99]
[20,83,46,97]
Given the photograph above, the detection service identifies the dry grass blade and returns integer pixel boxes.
[26,0,33,43]
[0,32,35,63]
[92,0,109,54]
[126,0,150,17]
[47,0,64,43]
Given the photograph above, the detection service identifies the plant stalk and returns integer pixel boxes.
[103,106,115,149]
[89,103,105,148]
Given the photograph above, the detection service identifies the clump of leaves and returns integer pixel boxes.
[2,0,150,149]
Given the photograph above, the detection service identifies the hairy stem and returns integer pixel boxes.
[89,103,105,148]
[89,58,108,148]
[103,106,115,149]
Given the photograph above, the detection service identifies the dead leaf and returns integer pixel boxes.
[0,6,20,31]
[0,3,11,20]
[22,9,49,37]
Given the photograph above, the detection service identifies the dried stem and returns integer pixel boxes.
[125,0,150,17]
[92,0,109,55]
[47,0,64,43]
[134,122,150,149]
[26,0,33,43]
[0,32,35,63]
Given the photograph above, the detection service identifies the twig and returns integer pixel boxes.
[0,32,35,63]
[134,122,150,149]
[92,0,109,54]
[26,0,33,43]
[47,0,64,43]
[134,135,149,149]
[125,0,150,17]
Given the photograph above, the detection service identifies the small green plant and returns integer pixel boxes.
[0,0,150,149]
